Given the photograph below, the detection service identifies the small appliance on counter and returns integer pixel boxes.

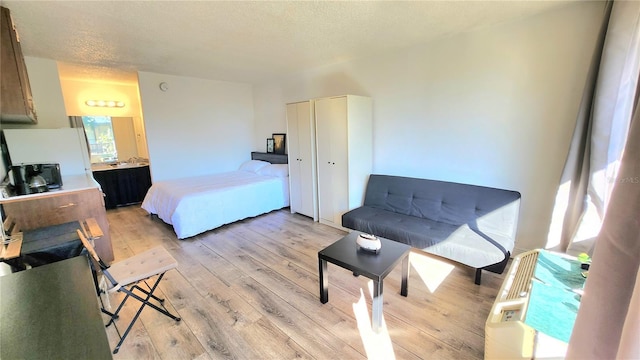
[8,163,63,195]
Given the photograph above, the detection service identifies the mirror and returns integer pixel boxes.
[70,115,148,165]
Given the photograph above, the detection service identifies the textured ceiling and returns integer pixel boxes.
[2,1,576,85]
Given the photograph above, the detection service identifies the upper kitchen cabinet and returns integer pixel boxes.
[1,6,37,124]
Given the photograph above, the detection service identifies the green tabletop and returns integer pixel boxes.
[0,256,112,359]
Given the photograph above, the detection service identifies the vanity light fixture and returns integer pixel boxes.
[85,100,125,108]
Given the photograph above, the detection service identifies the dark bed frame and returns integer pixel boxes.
[251,151,288,164]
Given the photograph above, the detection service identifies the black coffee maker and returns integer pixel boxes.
[12,164,49,195]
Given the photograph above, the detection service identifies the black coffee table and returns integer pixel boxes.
[318,231,411,332]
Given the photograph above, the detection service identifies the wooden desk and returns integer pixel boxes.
[0,256,112,359]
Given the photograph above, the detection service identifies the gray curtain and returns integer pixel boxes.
[567,83,640,359]
[549,1,612,253]
[549,0,640,256]
[565,0,640,358]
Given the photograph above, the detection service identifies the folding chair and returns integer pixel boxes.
[76,229,181,354]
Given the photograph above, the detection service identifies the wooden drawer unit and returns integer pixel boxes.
[1,188,114,262]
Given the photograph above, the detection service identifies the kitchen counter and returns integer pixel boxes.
[0,172,114,262]
[0,173,100,204]
[91,162,149,172]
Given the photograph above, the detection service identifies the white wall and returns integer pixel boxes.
[138,72,254,182]
[58,77,149,160]
[58,77,141,118]
[252,1,606,253]
[3,128,91,176]
[253,83,285,153]
[1,57,69,181]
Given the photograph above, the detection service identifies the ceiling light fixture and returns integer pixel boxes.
[85,100,125,108]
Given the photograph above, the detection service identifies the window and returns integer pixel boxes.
[81,116,118,163]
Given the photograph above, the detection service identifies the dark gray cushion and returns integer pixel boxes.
[343,206,447,248]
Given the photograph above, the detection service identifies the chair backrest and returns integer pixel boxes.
[3,216,20,235]
[80,218,104,240]
[76,229,102,264]
[76,228,118,289]
[0,216,22,260]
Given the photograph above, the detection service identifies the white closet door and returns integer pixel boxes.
[316,96,349,226]
[315,98,334,223]
[296,101,315,217]
[328,97,348,225]
[286,103,302,213]
[287,101,316,218]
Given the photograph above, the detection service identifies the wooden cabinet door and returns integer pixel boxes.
[0,7,37,123]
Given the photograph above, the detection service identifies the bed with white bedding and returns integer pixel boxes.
[141,154,289,239]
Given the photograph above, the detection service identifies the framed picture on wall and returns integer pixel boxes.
[272,133,286,154]
[266,138,274,153]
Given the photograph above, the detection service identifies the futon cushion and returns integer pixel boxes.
[342,206,512,268]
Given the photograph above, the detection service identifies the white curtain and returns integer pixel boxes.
[566,1,640,358]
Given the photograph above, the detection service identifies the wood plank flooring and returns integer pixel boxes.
[104,206,505,359]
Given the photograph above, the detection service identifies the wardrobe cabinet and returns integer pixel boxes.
[0,6,37,123]
[286,101,318,220]
[315,95,372,229]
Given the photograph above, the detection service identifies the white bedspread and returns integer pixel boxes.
[141,170,289,239]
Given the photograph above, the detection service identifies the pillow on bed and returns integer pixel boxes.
[257,164,289,177]
[238,160,270,173]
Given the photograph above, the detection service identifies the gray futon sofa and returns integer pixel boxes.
[342,174,521,284]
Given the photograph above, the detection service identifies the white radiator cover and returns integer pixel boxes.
[485,249,573,359]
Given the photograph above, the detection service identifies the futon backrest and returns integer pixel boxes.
[363,174,521,237]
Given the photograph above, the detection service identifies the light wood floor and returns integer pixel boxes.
[104,205,505,359]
